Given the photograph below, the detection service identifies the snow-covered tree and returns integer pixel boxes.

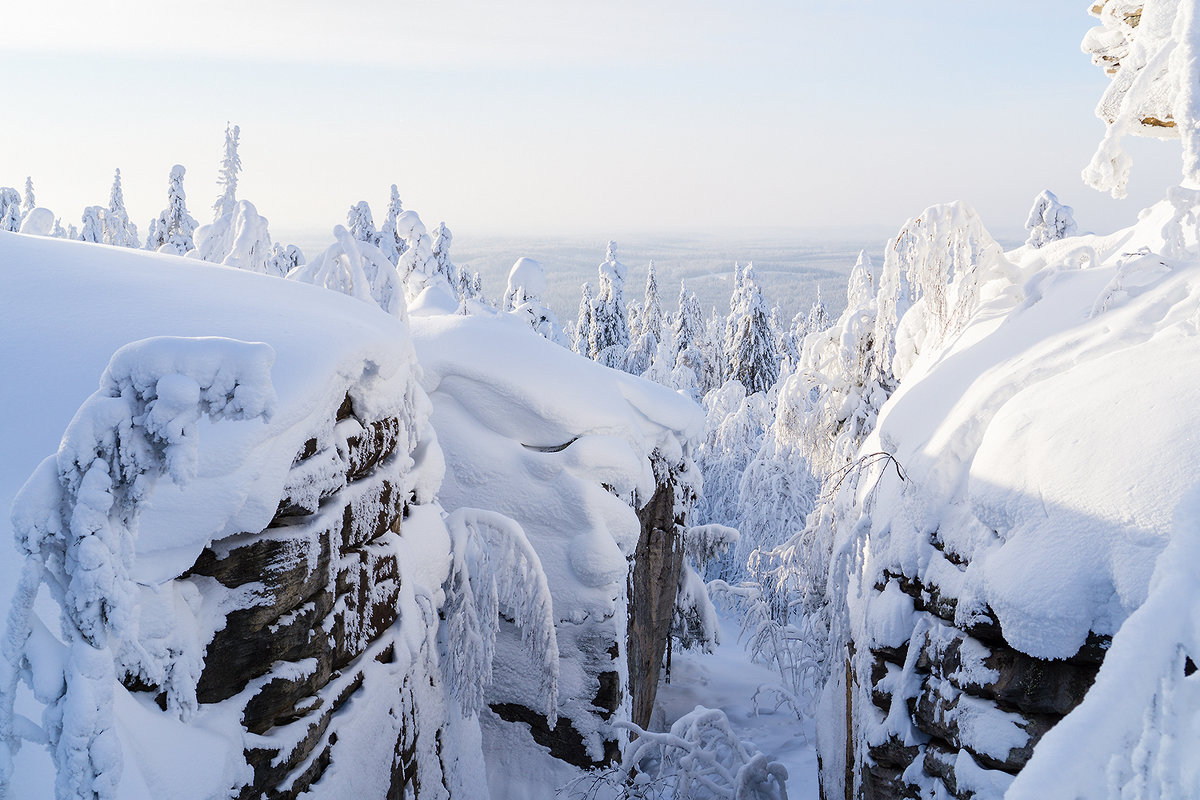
[503,257,566,344]
[699,307,727,396]
[21,177,35,216]
[146,165,198,255]
[0,188,21,232]
[220,200,274,274]
[378,184,405,266]
[346,201,377,246]
[289,225,406,317]
[269,242,304,277]
[627,260,665,374]
[806,286,830,334]
[79,207,104,243]
[431,221,455,284]
[213,123,241,221]
[1025,189,1078,247]
[573,282,595,355]
[394,209,451,302]
[589,241,631,370]
[103,169,139,248]
[52,218,67,238]
[728,264,779,396]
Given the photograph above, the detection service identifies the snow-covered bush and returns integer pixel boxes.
[613,706,789,800]
[0,337,276,799]
[1024,189,1078,247]
[288,224,406,317]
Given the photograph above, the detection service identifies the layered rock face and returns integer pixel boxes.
[854,571,1106,800]
[174,394,451,799]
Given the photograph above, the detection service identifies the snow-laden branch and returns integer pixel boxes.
[614,706,789,800]
[0,337,275,800]
[288,225,407,319]
[441,507,559,726]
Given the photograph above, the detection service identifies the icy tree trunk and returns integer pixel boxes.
[626,479,685,730]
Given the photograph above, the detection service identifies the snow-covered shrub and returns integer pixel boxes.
[440,508,559,724]
[613,706,789,800]
[1025,189,1078,248]
[0,337,276,799]
[288,224,406,317]
[0,188,22,232]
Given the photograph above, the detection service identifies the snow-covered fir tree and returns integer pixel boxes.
[589,241,631,369]
[79,207,104,243]
[805,286,830,334]
[728,264,779,395]
[378,184,405,266]
[103,169,139,248]
[0,188,20,232]
[21,177,34,217]
[51,218,66,238]
[347,201,377,246]
[146,165,198,255]
[573,282,595,355]
[431,222,455,284]
[627,260,665,375]
[699,306,727,396]
[722,262,750,384]
[213,123,241,221]
[1024,189,1078,248]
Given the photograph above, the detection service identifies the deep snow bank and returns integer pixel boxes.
[824,198,1200,798]
[410,311,703,798]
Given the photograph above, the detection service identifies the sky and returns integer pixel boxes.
[0,1,1186,241]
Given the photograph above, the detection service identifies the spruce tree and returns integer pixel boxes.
[347,201,377,245]
[431,222,455,283]
[104,169,139,248]
[574,282,595,356]
[728,264,778,395]
[0,188,20,232]
[806,286,830,334]
[589,241,631,370]
[79,207,105,243]
[213,123,241,221]
[147,165,198,254]
[379,185,405,266]
[22,177,35,216]
[1024,189,1077,248]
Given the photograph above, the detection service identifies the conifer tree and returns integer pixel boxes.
[104,169,139,248]
[347,201,377,245]
[642,260,664,342]
[22,177,35,216]
[574,282,595,356]
[728,264,778,395]
[431,222,455,284]
[147,165,198,254]
[589,241,631,370]
[806,286,830,334]
[0,188,20,232]
[79,207,105,243]
[379,185,405,266]
[269,243,304,277]
[213,124,241,222]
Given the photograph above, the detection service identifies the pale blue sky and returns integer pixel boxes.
[0,1,1184,240]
